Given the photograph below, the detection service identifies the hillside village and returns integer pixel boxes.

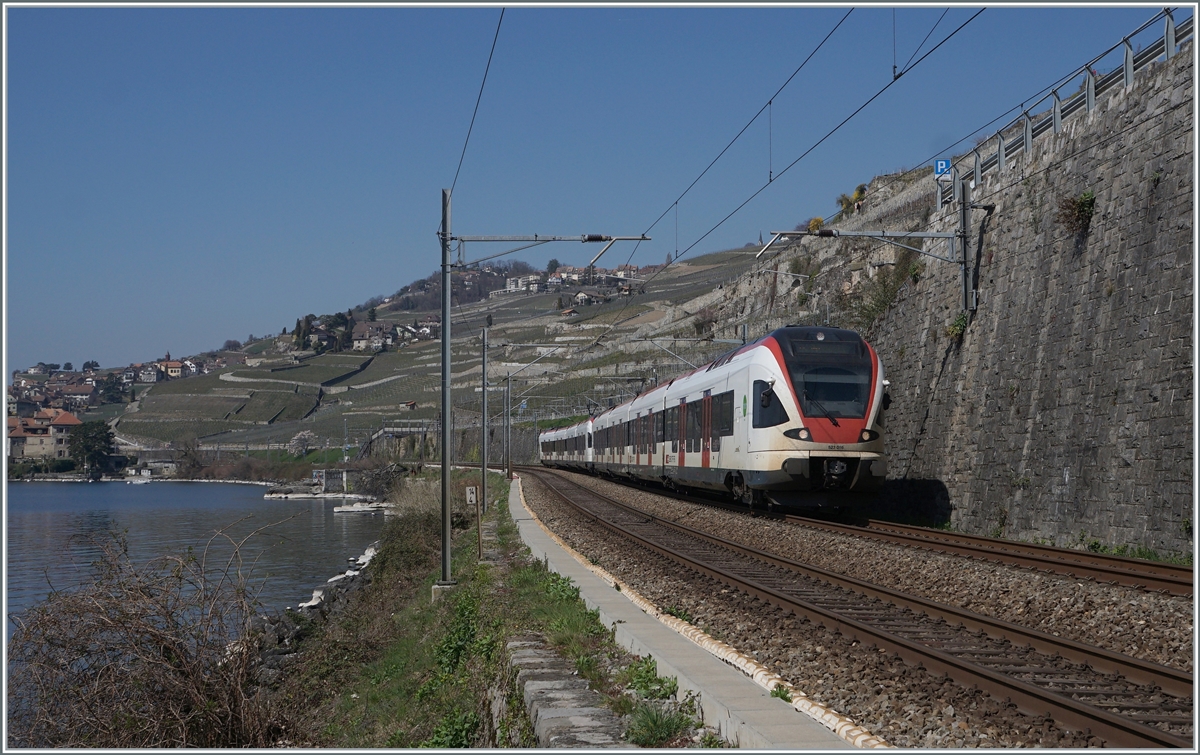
[6,261,667,468]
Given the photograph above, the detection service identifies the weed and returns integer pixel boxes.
[700,729,729,748]
[625,702,694,747]
[664,605,694,624]
[1055,190,1097,235]
[543,572,581,602]
[622,656,679,700]
[418,710,479,748]
[908,261,923,283]
[575,653,601,681]
[611,694,636,717]
[945,313,968,340]
[770,684,793,702]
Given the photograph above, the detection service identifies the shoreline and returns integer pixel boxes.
[7,477,275,487]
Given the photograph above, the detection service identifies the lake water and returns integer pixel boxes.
[5,481,386,638]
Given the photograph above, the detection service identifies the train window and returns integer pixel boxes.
[714,391,735,436]
[781,332,872,420]
[797,366,870,419]
[587,432,593,449]
[655,410,664,446]
[753,379,790,428]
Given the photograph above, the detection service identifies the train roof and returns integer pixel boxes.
[584,326,870,426]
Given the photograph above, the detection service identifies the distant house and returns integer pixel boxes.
[547,273,564,288]
[183,360,199,375]
[560,308,578,317]
[574,291,593,306]
[61,383,97,408]
[163,361,184,379]
[138,365,163,383]
[352,321,398,351]
[8,409,81,460]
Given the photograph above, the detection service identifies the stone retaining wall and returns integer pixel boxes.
[871,47,1193,553]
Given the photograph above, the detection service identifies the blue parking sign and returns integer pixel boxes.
[935,159,951,176]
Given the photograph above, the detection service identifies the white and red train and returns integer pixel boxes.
[538,326,889,510]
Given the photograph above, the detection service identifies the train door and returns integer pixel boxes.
[677,397,687,468]
[634,413,640,467]
[701,390,712,468]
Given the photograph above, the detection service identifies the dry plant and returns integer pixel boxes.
[7,523,293,748]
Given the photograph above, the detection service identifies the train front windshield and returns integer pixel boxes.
[780,331,873,420]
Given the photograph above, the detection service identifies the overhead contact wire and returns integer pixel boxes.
[578,8,982,357]
[450,8,506,197]
[667,7,984,272]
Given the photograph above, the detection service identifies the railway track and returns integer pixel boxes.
[522,467,1194,748]
[534,465,1193,597]
[788,517,1195,597]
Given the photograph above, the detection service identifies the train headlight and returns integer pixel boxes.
[784,427,811,441]
[859,429,880,442]
[799,428,811,441]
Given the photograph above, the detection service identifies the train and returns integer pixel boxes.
[538,325,889,511]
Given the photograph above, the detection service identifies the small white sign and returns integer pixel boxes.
[466,486,478,505]
[935,159,951,176]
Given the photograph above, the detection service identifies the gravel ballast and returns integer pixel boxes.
[554,470,1193,672]
[521,471,1192,747]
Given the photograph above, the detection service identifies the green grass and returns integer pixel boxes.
[116,418,247,443]
[76,403,129,424]
[138,394,247,418]
[338,351,416,387]
[272,479,674,748]
[243,340,275,355]
[234,391,318,423]
[140,370,236,395]
[232,364,360,385]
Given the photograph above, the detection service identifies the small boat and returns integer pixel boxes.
[127,478,151,485]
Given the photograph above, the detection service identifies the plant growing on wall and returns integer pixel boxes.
[1054,190,1096,235]
[945,312,968,340]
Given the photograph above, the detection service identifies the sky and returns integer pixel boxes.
[4,4,1190,374]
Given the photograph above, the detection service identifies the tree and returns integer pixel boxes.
[222,340,242,351]
[288,430,317,457]
[63,362,74,372]
[98,375,125,404]
[82,360,100,372]
[546,258,560,274]
[367,307,377,322]
[68,421,115,480]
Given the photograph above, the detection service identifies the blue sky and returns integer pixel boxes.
[4,5,1187,372]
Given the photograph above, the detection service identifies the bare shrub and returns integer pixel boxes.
[692,307,718,336]
[7,529,291,747]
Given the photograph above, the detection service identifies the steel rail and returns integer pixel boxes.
[522,468,1193,748]
[530,465,1192,597]
[850,518,1194,596]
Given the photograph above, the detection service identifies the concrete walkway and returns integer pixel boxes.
[508,477,857,750]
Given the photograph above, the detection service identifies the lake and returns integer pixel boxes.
[6,481,386,638]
